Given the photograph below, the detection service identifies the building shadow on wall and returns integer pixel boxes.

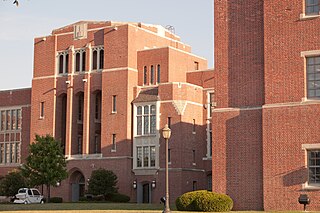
[282,167,308,187]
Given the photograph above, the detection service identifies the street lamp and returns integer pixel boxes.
[162,124,171,213]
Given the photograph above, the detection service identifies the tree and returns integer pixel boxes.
[88,168,118,200]
[20,135,68,202]
[0,170,26,197]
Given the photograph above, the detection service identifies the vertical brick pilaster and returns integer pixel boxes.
[65,78,73,156]
[82,74,90,154]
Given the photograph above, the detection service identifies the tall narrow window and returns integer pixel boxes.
[77,136,82,154]
[137,147,142,167]
[65,54,69,73]
[150,105,156,134]
[157,64,161,84]
[78,94,84,122]
[0,111,5,131]
[6,110,10,130]
[136,104,156,136]
[168,148,171,163]
[192,150,196,164]
[307,56,320,98]
[192,119,196,133]
[11,110,16,130]
[143,66,147,85]
[75,53,81,72]
[193,181,197,191]
[143,146,149,167]
[59,55,64,74]
[112,134,116,151]
[94,135,100,154]
[150,65,154,84]
[40,102,44,118]
[137,106,142,135]
[194,61,199,70]
[168,117,171,129]
[99,49,104,69]
[208,91,215,118]
[82,51,86,71]
[143,106,150,135]
[95,92,101,120]
[92,50,98,70]
[150,146,156,167]
[112,95,117,113]
[17,109,21,130]
[305,0,319,15]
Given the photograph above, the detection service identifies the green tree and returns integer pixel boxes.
[20,135,68,202]
[88,168,118,200]
[0,170,26,197]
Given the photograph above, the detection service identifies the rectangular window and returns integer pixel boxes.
[193,181,197,191]
[75,50,86,72]
[168,148,171,163]
[136,146,156,168]
[208,92,215,118]
[0,111,5,131]
[112,95,117,113]
[308,150,320,185]
[150,65,154,84]
[157,64,161,84]
[11,110,16,130]
[194,61,199,70]
[192,119,196,133]
[112,134,116,151]
[193,150,196,164]
[307,56,320,98]
[77,136,82,154]
[150,146,156,167]
[78,94,84,122]
[143,66,147,85]
[17,109,21,130]
[58,52,68,74]
[6,110,10,130]
[136,104,156,136]
[40,102,44,118]
[306,0,319,15]
[137,147,142,167]
[168,117,171,129]
[94,134,100,154]
[0,144,4,164]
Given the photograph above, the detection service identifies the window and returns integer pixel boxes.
[207,175,212,191]
[143,66,147,85]
[112,95,117,113]
[157,64,161,84]
[94,134,100,154]
[77,136,82,154]
[17,109,21,130]
[307,56,320,98]
[192,150,196,164]
[6,110,10,130]
[0,142,20,165]
[75,49,86,72]
[192,119,196,133]
[168,149,171,163]
[168,117,171,129]
[0,109,21,131]
[136,146,156,168]
[95,92,101,120]
[150,65,154,84]
[40,102,44,118]
[92,47,104,70]
[306,0,319,15]
[193,181,197,191]
[207,91,215,118]
[58,52,69,74]
[11,110,16,130]
[78,94,84,122]
[308,150,320,185]
[0,111,5,131]
[194,61,199,70]
[136,104,156,136]
[112,134,116,151]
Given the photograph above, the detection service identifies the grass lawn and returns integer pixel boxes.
[0,202,314,213]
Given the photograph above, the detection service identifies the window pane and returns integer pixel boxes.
[1,111,5,131]
[65,54,69,73]
[143,116,149,134]
[150,146,156,167]
[75,53,80,71]
[82,52,86,71]
[137,116,142,135]
[59,55,64,74]
[11,110,16,130]
[137,106,142,115]
[17,110,21,130]
[144,106,149,114]
[6,110,10,130]
[137,147,142,167]
[150,115,156,134]
[150,65,154,84]
[143,146,149,167]
[150,105,156,115]
[92,50,97,70]
[157,65,160,83]
[99,50,104,69]
[144,66,147,85]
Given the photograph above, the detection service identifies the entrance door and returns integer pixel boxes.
[71,183,80,202]
[142,183,150,203]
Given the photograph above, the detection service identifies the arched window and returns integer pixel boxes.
[143,66,147,85]
[82,51,86,71]
[75,53,81,72]
[65,54,69,73]
[150,65,154,84]
[59,55,64,74]
[99,49,104,69]
[92,50,97,70]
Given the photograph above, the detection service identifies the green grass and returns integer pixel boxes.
[0,203,315,213]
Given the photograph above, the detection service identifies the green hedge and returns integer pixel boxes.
[108,193,130,203]
[175,190,233,212]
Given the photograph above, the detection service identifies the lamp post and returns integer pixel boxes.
[162,124,171,213]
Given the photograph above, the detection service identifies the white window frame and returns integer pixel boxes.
[136,145,156,168]
[302,144,320,189]
[300,0,320,19]
[57,51,69,75]
[92,46,104,71]
[74,49,86,72]
[135,104,157,136]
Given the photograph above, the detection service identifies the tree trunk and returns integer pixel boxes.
[46,184,51,203]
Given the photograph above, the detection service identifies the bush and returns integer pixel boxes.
[0,170,26,197]
[176,190,233,212]
[108,193,130,203]
[49,197,63,203]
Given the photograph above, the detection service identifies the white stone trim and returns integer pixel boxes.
[300,13,320,20]
[102,67,138,73]
[301,50,320,57]
[213,106,262,113]
[159,82,203,90]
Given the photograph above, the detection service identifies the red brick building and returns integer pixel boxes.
[212,0,320,211]
[30,21,214,203]
[0,88,31,176]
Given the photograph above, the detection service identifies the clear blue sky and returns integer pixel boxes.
[0,0,213,90]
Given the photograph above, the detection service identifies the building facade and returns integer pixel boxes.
[30,21,214,203]
[0,88,31,176]
[212,0,320,211]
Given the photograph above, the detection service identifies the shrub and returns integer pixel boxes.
[0,170,26,197]
[108,193,130,203]
[175,190,233,212]
[49,197,63,203]
[194,192,233,212]
[88,169,118,200]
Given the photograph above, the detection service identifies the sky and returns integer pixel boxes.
[0,0,213,90]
